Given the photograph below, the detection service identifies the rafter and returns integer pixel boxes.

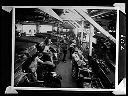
[74,9,116,43]
[38,8,63,22]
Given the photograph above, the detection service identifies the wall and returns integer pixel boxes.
[16,24,23,33]
[23,25,36,36]
[39,25,52,33]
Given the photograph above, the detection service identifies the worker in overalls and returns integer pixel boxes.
[29,52,55,82]
[69,40,76,59]
[62,39,68,63]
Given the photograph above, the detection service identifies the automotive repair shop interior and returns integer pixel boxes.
[12,7,116,88]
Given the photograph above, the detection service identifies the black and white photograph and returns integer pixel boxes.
[14,7,117,89]
[1,4,126,95]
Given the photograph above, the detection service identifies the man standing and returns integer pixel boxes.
[62,39,68,63]
[69,40,76,59]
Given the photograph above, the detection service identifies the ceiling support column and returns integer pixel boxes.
[89,24,94,56]
[36,22,40,33]
[81,20,84,43]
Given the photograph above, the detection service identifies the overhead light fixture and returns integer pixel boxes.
[113,30,116,32]
[109,30,112,32]
[97,16,101,18]
[63,9,67,15]
[91,10,98,13]
[97,31,101,33]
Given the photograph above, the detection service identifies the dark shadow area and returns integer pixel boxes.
[1,9,12,94]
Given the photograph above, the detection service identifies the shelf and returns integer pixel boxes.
[98,65,113,84]
[92,56,115,73]
[97,78,104,88]
[15,58,27,71]
[107,58,115,68]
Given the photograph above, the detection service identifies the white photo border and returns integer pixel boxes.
[12,6,119,91]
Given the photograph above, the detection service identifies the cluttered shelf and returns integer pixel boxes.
[90,55,115,88]
[14,35,63,87]
[71,47,105,88]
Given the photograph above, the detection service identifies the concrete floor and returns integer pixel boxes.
[55,50,77,88]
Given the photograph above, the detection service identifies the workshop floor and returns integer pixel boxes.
[55,50,77,88]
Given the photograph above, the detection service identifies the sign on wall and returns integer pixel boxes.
[39,25,52,33]
[23,25,36,36]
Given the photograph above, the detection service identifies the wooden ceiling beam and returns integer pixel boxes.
[74,9,116,43]
[91,10,112,18]
[38,8,63,22]
[70,20,81,28]
[67,21,78,28]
